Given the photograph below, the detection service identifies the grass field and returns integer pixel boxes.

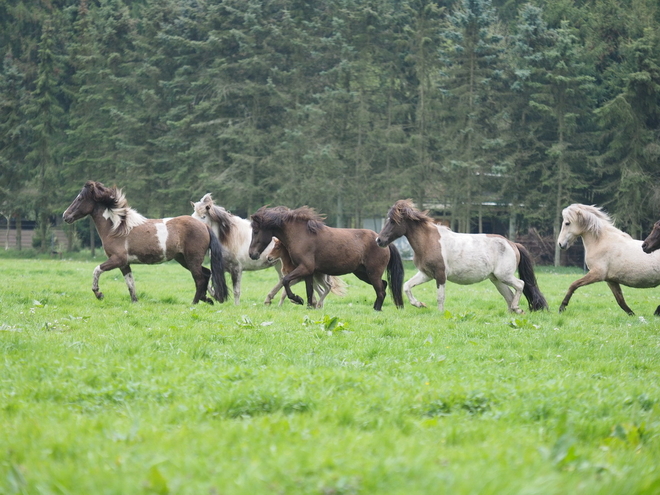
[1,254,659,494]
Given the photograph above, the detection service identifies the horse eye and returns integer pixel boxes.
[564,221,570,226]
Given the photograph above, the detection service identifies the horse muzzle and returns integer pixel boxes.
[375,237,387,248]
[63,212,75,224]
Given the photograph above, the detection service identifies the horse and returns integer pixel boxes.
[264,238,347,308]
[63,181,228,304]
[248,206,404,311]
[375,199,548,313]
[642,220,660,254]
[191,193,281,304]
[558,203,660,315]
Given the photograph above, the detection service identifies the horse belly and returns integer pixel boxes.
[595,245,660,288]
[126,222,169,264]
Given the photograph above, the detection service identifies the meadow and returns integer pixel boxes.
[1,255,659,494]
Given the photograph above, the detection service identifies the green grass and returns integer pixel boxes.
[1,258,659,494]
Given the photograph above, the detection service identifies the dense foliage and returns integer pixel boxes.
[1,0,660,256]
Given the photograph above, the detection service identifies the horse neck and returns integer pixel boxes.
[89,206,115,241]
[404,220,440,252]
[579,224,619,252]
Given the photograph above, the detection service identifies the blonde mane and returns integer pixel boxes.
[562,203,627,239]
[97,186,147,237]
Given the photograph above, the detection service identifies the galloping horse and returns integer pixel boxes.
[63,181,228,304]
[264,238,347,308]
[558,203,660,315]
[192,193,281,304]
[376,200,548,313]
[249,206,404,310]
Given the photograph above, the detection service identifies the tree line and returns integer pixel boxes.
[1,0,659,264]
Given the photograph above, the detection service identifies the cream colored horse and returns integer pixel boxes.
[557,203,660,315]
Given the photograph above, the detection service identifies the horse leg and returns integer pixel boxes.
[354,268,386,311]
[281,269,309,305]
[176,255,213,305]
[264,278,284,305]
[559,270,603,313]
[92,256,125,301]
[489,275,524,314]
[436,281,446,312]
[304,274,316,308]
[119,266,138,303]
[606,281,635,316]
[230,267,241,305]
[314,274,331,309]
[403,271,432,308]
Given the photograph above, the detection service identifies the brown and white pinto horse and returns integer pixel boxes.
[249,206,404,310]
[63,181,228,304]
[376,200,548,313]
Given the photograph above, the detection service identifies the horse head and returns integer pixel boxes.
[558,204,611,249]
[376,199,428,247]
[266,238,284,264]
[642,220,660,254]
[63,181,114,223]
[249,207,280,260]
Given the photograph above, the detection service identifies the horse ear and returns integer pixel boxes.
[201,193,212,203]
[190,201,195,207]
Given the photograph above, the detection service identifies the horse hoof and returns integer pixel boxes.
[94,291,104,300]
[292,296,304,305]
[558,305,566,313]
[264,300,272,306]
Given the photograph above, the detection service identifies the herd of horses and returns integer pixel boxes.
[63,181,660,316]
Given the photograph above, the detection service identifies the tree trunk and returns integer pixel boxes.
[15,212,22,251]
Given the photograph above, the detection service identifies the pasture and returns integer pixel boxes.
[1,256,659,494]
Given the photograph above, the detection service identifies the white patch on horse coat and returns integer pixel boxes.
[155,222,169,255]
[126,237,139,263]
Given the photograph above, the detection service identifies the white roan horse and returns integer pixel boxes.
[192,194,281,304]
[558,203,660,315]
[376,200,548,313]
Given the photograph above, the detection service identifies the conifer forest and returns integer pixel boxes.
[1,0,660,264]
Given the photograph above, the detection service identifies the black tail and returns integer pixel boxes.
[207,225,229,303]
[387,244,405,309]
[516,243,548,311]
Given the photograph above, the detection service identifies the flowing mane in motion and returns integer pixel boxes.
[558,203,660,315]
[264,238,347,307]
[376,199,548,313]
[192,194,281,304]
[249,206,404,311]
[63,181,228,304]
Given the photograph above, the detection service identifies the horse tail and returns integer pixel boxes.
[516,243,548,311]
[207,225,229,303]
[387,244,405,309]
[329,276,348,296]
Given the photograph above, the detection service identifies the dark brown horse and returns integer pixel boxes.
[263,238,347,308]
[248,206,404,310]
[63,181,228,304]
